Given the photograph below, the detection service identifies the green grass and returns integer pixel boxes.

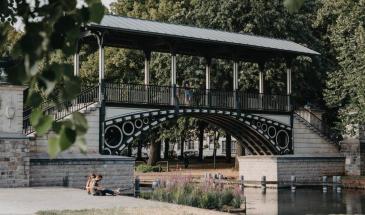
[135,164,161,173]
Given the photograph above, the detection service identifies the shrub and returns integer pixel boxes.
[142,176,244,211]
[231,194,243,208]
[219,189,234,208]
[135,164,160,173]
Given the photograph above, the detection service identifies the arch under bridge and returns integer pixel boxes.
[102,82,293,156]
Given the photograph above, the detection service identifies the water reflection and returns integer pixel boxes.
[245,188,365,215]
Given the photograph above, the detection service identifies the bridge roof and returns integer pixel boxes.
[85,15,319,62]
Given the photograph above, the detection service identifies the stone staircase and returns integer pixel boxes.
[293,109,340,155]
[25,86,102,155]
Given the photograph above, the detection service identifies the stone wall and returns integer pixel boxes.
[30,154,135,193]
[0,136,30,187]
[30,105,100,155]
[341,126,365,176]
[0,85,25,134]
[239,155,345,186]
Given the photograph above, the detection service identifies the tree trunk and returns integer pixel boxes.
[235,141,243,170]
[180,137,185,159]
[225,133,231,162]
[137,140,142,161]
[198,124,204,161]
[147,141,159,165]
[156,140,161,161]
[164,139,169,160]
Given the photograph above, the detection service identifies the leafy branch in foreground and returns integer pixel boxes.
[0,0,105,157]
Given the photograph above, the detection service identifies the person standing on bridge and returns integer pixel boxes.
[184,80,192,105]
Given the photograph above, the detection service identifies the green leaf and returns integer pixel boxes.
[52,121,63,133]
[283,0,305,14]
[26,92,43,108]
[48,136,61,159]
[72,112,88,135]
[63,77,81,100]
[30,108,42,126]
[34,115,53,136]
[59,126,76,151]
[88,2,105,23]
[75,135,87,154]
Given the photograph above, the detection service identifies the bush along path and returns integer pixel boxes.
[140,175,246,213]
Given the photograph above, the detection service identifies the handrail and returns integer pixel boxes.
[23,85,99,135]
[104,82,291,112]
[23,85,98,114]
[294,108,341,146]
[105,82,288,97]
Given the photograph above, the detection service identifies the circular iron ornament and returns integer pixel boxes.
[276,130,289,149]
[261,123,268,132]
[104,125,123,149]
[103,148,112,155]
[135,119,143,129]
[143,118,149,125]
[256,121,261,128]
[282,148,291,154]
[122,121,135,136]
[268,126,277,138]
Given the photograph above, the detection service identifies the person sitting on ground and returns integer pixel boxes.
[85,173,96,194]
[91,174,119,196]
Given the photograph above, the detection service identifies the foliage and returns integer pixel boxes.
[141,175,244,210]
[0,0,105,157]
[315,0,365,133]
[284,0,305,13]
[135,164,160,173]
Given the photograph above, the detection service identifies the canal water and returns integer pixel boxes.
[245,187,365,215]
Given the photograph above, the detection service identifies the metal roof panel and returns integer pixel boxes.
[89,15,319,56]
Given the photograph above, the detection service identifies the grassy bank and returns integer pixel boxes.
[140,175,245,211]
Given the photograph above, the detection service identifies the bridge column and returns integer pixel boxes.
[205,58,211,106]
[73,41,80,106]
[97,34,104,103]
[73,41,80,76]
[259,64,264,94]
[233,61,239,109]
[171,53,177,106]
[259,63,265,109]
[286,60,292,111]
[144,51,151,85]
[144,51,151,103]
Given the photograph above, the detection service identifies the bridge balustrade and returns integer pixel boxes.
[104,82,290,112]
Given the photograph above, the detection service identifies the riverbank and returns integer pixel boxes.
[342,176,365,189]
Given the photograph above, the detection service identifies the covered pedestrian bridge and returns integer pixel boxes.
[72,15,319,156]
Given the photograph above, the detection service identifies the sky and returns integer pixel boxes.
[101,0,116,9]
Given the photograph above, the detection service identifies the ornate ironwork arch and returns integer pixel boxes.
[102,108,292,156]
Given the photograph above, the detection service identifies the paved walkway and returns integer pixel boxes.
[0,187,228,215]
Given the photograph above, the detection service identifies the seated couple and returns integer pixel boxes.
[85,173,121,196]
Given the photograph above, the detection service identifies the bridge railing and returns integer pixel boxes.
[105,83,171,106]
[104,82,291,112]
[23,85,99,135]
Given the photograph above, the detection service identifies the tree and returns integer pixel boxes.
[0,0,105,157]
[315,0,365,134]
